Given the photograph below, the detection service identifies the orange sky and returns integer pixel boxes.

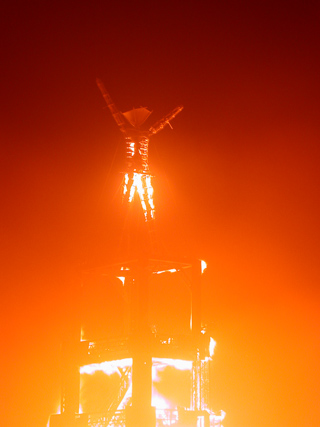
[1,2,319,427]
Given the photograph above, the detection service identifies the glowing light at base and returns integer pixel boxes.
[209,337,216,358]
[117,266,130,286]
[210,410,226,427]
[80,357,192,379]
[123,172,155,221]
[201,259,207,273]
[76,261,226,425]
[79,354,225,426]
[153,358,193,371]
[117,276,125,285]
[47,402,61,427]
[80,357,193,415]
[80,358,132,376]
[153,268,177,275]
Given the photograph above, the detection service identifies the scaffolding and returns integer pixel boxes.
[50,259,224,427]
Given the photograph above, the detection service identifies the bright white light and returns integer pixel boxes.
[201,259,207,274]
[209,337,216,357]
[117,276,125,285]
[80,358,132,376]
[153,268,177,275]
[153,358,192,371]
[152,394,170,410]
[117,384,132,410]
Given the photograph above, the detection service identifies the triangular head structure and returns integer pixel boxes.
[122,107,152,128]
[96,78,183,222]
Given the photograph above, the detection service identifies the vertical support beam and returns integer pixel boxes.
[56,269,81,427]
[191,259,202,338]
[128,259,155,427]
[201,359,210,410]
[52,340,80,427]
[60,340,80,416]
[191,350,201,411]
[191,259,202,411]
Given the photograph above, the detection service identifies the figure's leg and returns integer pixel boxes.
[139,174,155,221]
[145,175,155,219]
[123,172,136,204]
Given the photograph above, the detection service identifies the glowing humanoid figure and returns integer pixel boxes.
[97,79,183,221]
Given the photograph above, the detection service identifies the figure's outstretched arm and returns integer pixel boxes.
[148,105,183,136]
[96,78,127,134]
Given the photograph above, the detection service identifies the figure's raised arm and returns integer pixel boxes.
[96,78,127,134]
[148,105,183,136]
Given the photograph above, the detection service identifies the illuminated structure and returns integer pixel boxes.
[96,79,183,221]
[49,84,225,427]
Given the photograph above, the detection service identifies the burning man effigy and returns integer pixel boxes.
[96,79,183,221]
